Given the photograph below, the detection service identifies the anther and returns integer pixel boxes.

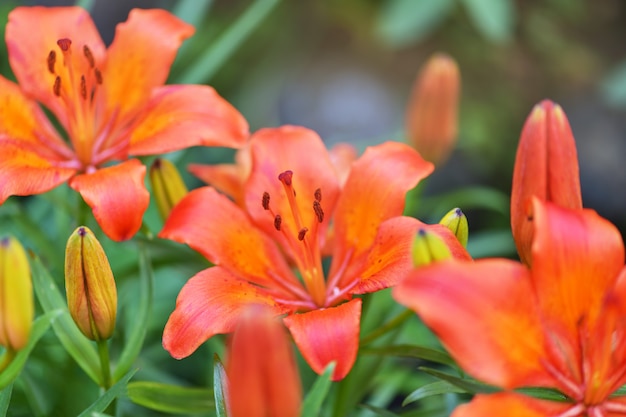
[83,45,95,68]
[274,215,282,231]
[278,170,293,186]
[47,50,56,74]
[57,38,72,52]
[314,188,322,202]
[80,75,87,100]
[313,201,324,223]
[53,76,61,96]
[262,192,270,210]
[298,227,308,241]
[94,68,103,85]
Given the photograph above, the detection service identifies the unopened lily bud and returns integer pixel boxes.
[412,228,453,268]
[227,306,301,417]
[406,53,460,166]
[439,208,468,248]
[65,227,117,341]
[150,158,188,220]
[0,236,33,351]
[511,100,582,265]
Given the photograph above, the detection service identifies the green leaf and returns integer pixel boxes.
[419,367,499,394]
[113,242,154,382]
[30,255,102,385]
[301,362,335,417]
[403,381,466,406]
[77,369,137,417]
[358,404,400,417]
[213,354,229,417]
[0,310,61,389]
[601,60,626,109]
[418,186,510,221]
[459,0,515,43]
[516,387,568,402]
[466,229,516,259]
[376,0,455,47]
[127,382,214,414]
[361,344,457,368]
[173,0,213,27]
[0,383,13,416]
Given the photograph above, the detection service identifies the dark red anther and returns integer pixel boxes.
[262,192,270,210]
[57,38,72,52]
[94,68,103,85]
[274,215,282,231]
[297,227,308,241]
[47,50,56,74]
[83,45,95,68]
[314,188,322,202]
[313,201,324,223]
[278,170,293,186]
[53,76,61,96]
[80,75,87,100]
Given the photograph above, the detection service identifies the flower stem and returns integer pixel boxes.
[97,340,111,389]
[360,309,414,347]
[0,348,15,373]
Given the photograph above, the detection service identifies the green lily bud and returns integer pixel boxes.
[439,207,468,248]
[0,236,33,351]
[412,228,453,268]
[150,158,188,220]
[65,227,117,341]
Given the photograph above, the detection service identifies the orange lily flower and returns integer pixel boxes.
[160,126,470,380]
[511,100,582,264]
[394,198,626,416]
[0,7,248,241]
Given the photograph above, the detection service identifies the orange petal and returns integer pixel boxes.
[244,126,341,258]
[0,138,76,203]
[393,259,552,389]
[227,306,302,417]
[127,85,249,155]
[452,393,572,417]
[103,9,193,121]
[188,163,246,206]
[511,100,582,265]
[163,267,287,359]
[6,6,106,125]
[159,187,297,291]
[283,298,361,381]
[530,199,625,344]
[69,159,148,241]
[328,142,358,186]
[331,141,433,275]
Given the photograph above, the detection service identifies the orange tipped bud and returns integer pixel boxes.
[406,53,460,166]
[0,236,33,351]
[511,100,582,265]
[65,226,117,341]
[227,306,301,417]
[150,158,188,220]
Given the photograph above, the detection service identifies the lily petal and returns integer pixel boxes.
[283,298,361,381]
[331,141,433,276]
[530,199,625,337]
[103,8,193,121]
[188,163,246,206]
[163,267,286,359]
[393,260,552,389]
[128,85,249,155]
[6,6,106,125]
[159,187,297,291]
[69,159,148,241]
[453,393,571,417]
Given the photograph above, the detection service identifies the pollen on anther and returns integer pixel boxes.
[80,75,87,100]
[274,215,282,231]
[57,38,72,51]
[314,188,322,202]
[262,192,270,210]
[298,227,309,241]
[313,201,324,223]
[53,76,61,96]
[278,170,293,186]
[94,68,103,85]
[47,50,56,74]
[83,45,95,68]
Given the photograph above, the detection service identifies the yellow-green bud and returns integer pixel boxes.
[411,229,453,268]
[438,207,469,248]
[65,227,117,341]
[0,236,33,351]
[150,158,188,220]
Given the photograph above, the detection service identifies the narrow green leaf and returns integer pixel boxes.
[173,0,213,27]
[178,0,282,83]
[127,381,214,414]
[459,0,515,43]
[213,354,229,417]
[77,369,137,417]
[113,242,153,382]
[418,367,499,394]
[301,362,335,417]
[0,310,61,389]
[516,387,568,402]
[403,381,466,406]
[358,404,400,417]
[30,255,102,385]
[361,344,456,368]
[0,383,13,416]
[418,186,510,220]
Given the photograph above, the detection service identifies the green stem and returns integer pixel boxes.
[0,349,15,374]
[96,340,111,390]
[360,309,414,347]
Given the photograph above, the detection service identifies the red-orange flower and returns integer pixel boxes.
[0,7,248,241]
[160,126,469,380]
[511,100,582,264]
[394,199,626,416]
